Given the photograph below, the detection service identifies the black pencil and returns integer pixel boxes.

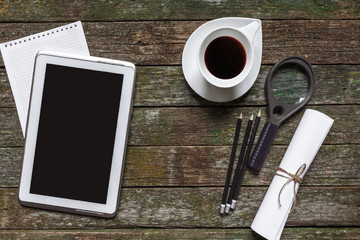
[225,114,253,213]
[231,110,261,210]
[220,113,242,214]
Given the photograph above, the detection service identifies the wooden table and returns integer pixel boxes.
[0,1,359,239]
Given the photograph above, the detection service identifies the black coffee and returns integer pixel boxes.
[205,36,246,79]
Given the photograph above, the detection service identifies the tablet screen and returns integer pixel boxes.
[29,64,123,204]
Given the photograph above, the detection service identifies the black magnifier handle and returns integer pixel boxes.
[247,122,279,171]
[247,56,315,172]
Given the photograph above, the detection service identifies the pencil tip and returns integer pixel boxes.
[250,114,254,120]
[239,112,243,119]
[258,109,261,117]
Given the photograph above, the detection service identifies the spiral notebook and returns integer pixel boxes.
[0,21,90,135]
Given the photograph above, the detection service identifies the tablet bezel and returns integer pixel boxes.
[19,51,135,217]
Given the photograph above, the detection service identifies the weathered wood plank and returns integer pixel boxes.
[0,70,13,108]
[1,145,359,188]
[0,228,359,240]
[0,0,358,22]
[128,105,360,146]
[0,187,358,229]
[0,105,358,147]
[129,105,359,146]
[0,21,359,65]
[0,108,21,146]
[1,65,359,108]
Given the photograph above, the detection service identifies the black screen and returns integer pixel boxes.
[30,64,123,204]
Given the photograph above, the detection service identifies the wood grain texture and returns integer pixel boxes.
[0,20,359,65]
[1,65,359,108]
[1,145,359,188]
[0,187,359,229]
[0,0,358,22]
[121,105,359,146]
[0,228,359,240]
[0,105,356,147]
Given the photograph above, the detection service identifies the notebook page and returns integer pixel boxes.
[0,21,90,135]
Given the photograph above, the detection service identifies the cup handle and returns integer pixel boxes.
[238,21,260,44]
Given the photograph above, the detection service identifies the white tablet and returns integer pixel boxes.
[18,51,136,218]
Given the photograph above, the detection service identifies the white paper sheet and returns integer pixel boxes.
[0,21,89,135]
[251,109,334,240]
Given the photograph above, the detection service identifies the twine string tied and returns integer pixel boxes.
[275,163,307,214]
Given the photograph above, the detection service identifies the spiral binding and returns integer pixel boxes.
[4,23,78,48]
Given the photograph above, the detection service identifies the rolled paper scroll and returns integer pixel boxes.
[251,109,334,240]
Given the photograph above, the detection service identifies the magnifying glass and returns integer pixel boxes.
[248,56,315,171]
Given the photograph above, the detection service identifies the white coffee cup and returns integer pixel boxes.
[197,21,260,88]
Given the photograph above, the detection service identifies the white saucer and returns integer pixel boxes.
[182,17,262,102]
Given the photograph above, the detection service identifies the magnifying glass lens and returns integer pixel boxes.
[270,63,310,105]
